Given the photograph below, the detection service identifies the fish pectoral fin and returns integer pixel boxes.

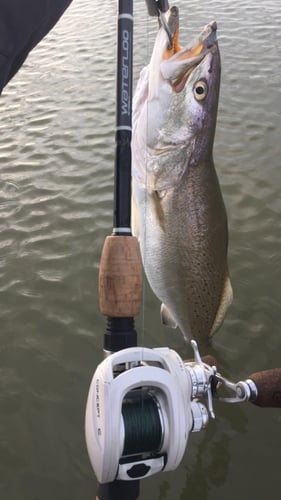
[210,275,233,336]
[151,191,166,232]
[160,303,178,329]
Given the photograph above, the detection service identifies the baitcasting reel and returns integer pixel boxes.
[85,340,280,484]
[85,343,207,483]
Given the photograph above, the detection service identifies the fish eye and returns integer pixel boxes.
[193,80,208,101]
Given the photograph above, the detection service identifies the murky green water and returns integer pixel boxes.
[0,1,280,499]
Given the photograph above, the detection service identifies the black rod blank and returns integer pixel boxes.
[114,0,133,233]
[97,2,139,498]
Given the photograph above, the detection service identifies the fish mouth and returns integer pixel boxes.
[160,6,218,93]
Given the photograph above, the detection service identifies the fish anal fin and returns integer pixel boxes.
[161,303,178,329]
[210,275,233,337]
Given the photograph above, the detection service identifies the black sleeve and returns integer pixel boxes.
[0,0,73,94]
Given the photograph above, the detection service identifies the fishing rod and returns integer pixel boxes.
[96,1,140,497]
[93,1,169,499]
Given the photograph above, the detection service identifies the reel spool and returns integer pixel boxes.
[85,347,208,483]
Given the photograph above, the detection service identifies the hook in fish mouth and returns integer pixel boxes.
[160,6,218,92]
[158,5,179,49]
[159,11,173,48]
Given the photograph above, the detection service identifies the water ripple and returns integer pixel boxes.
[0,1,280,499]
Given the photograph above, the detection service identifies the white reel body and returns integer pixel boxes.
[85,347,194,483]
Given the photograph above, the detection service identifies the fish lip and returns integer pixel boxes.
[166,5,180,40]
[161,8,218,87]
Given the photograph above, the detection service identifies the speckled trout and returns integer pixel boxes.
[132,7,232,343]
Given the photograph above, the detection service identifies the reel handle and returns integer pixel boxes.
[185,345,281,410]
[248,368,281,408]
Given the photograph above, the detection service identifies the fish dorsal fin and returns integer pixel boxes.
[210,275,233,336]
[161,303,178,329]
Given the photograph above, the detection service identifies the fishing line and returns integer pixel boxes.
[141,7,158,346]
[137,5,152,351]
[131,7,156,437]
[121,389,163,456]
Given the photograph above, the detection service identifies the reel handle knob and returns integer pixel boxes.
[248,368,281,408]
